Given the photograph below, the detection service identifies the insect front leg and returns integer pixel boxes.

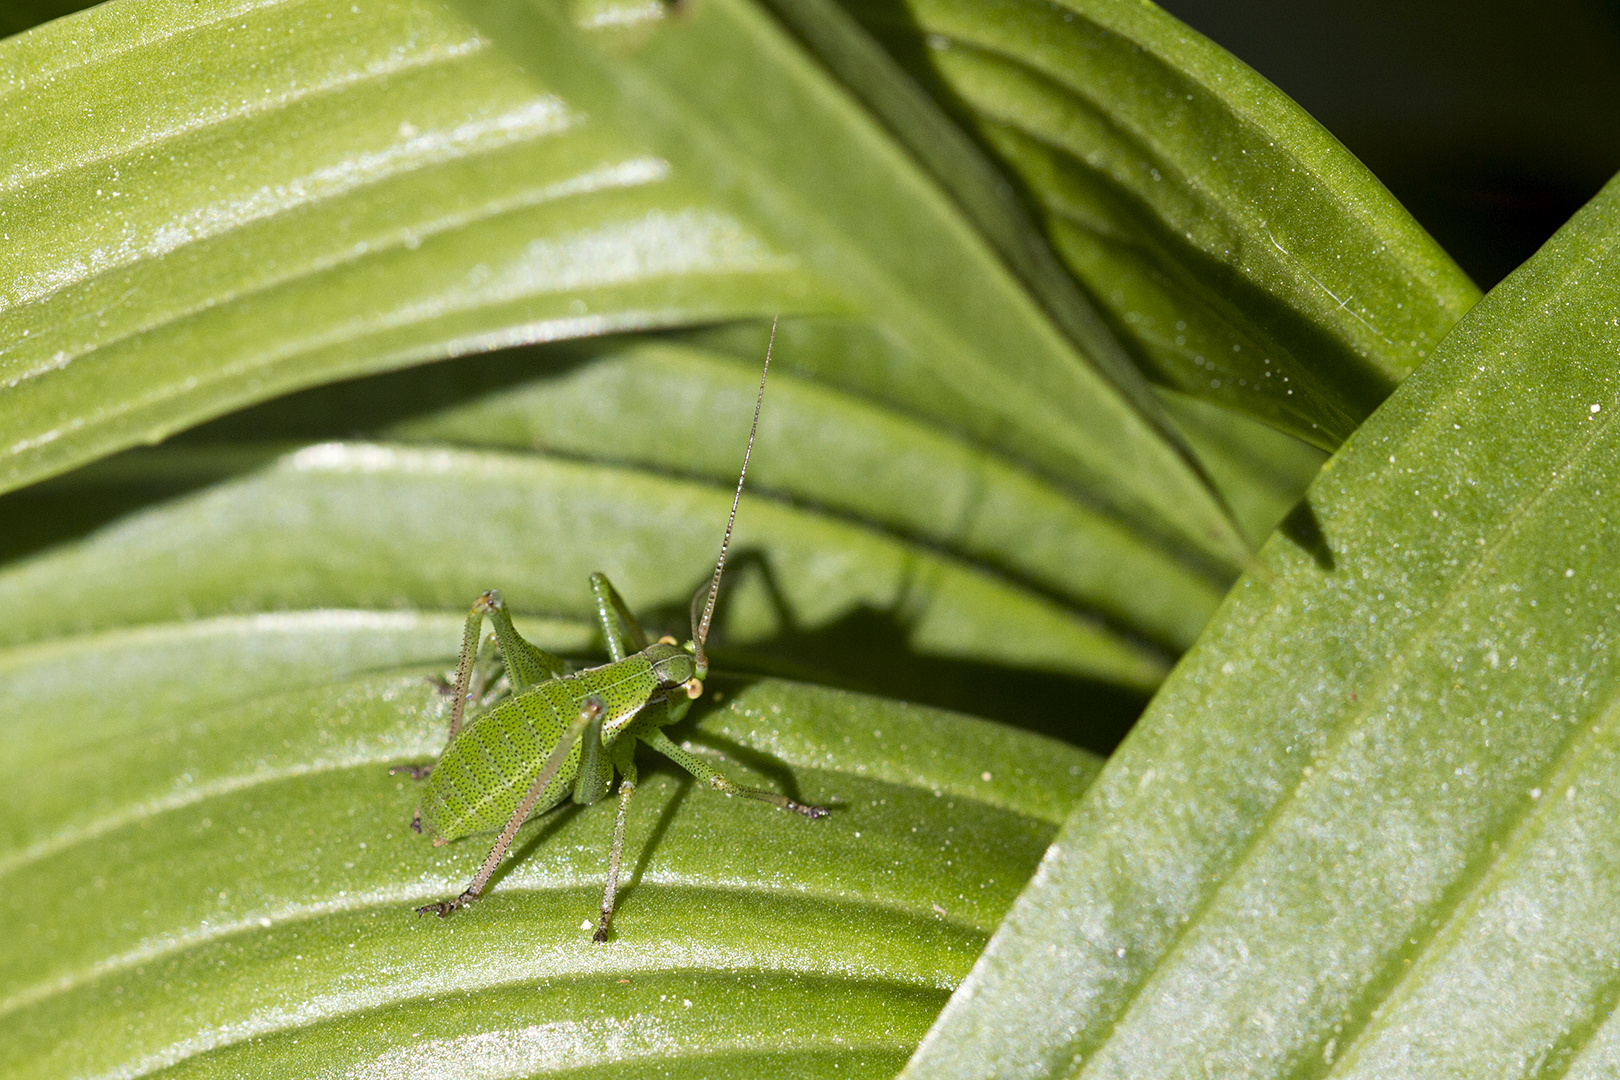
[640,729,829,818]
[416,695,606,918]
[589,572,653,662]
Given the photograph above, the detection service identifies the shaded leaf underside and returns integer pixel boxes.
[824,0,1479,447]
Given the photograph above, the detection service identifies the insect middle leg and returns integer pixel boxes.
[640,729,829,818]
[592,737,641,942]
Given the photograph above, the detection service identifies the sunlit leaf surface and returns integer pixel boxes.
[903,175,1620,1080]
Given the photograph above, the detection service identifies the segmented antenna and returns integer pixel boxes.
[692,316,776,661]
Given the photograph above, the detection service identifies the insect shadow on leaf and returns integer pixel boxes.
[698,546,1152,754]
[1280,497,1335,571]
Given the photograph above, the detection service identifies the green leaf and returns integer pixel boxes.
[0,0,1254,570]
[902,172,1620,1078]
[0,614,1099,1078]
[1151,385,1328,548]
[0,0,1471,721]
[0,1,1492,1070]
[834,0,1481,448]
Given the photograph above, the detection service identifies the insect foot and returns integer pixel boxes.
[389,763,434,780]
[416,888,480,918]
[788,800,831,819]
[592,910,614,944]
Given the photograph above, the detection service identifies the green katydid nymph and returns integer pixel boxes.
[400,318,827,941]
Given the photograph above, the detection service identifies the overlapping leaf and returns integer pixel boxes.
[0,0,1260,573]
[904,174,1620,1079]
[0,435,1174,729]
[171,332,1232,653]
[828,0,1480,447]
[0,615,1098,1078]
[0,0,1471,745]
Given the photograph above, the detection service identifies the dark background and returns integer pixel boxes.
[1155,0,1620,289]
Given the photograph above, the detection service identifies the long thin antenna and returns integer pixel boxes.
[692,316,776,662]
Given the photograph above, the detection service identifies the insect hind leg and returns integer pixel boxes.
[415,696,607,919]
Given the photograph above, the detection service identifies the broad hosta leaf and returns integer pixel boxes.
[0,0,828,487]
[0,0,1253,573]
[903,174,1620,1078]
[0,436,1171,735]
[832,0,1480,448]
[0,614,1099,1078]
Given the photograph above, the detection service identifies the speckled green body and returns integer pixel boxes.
[421,643,696,840]
[409,345,826,935]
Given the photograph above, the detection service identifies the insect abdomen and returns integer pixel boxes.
[420,660,660,840]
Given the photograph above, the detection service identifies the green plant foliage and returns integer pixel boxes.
[903,174,1620,1079]
[0,0,1253,572]
[0,615,1097,1078]
[168,332,1226,657]
[0,0,1495,1074]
